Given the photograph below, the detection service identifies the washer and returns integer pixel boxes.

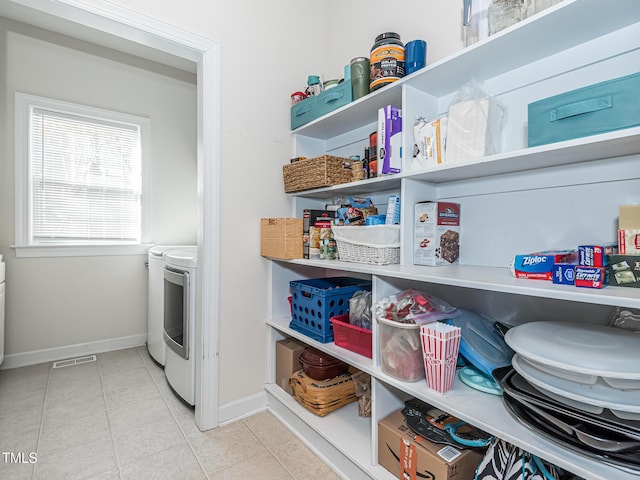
[163,247,197,406]
[147,245,195,366]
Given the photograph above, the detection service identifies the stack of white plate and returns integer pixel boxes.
[504,321,640,420]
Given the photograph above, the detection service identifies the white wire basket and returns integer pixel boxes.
[331,225,401,265]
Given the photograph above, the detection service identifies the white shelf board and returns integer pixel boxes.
[290,0,640,141]
[287,127,640,198]
[265,383,396,480]
[403,0,640,97]
[274,259,640,309]
[267,316,376,376]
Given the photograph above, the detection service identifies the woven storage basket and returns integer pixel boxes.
[283,155,353,193]
[331,225,401,265]
[290,369,357,417]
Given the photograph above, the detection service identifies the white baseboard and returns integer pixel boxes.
[218,391,268,426]
[0,334,147,370]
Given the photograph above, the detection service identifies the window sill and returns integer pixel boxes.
[12,244,153,258]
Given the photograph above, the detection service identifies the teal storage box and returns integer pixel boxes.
[317,82,353,117]
[291,95,318,130]
[528,71,640,147]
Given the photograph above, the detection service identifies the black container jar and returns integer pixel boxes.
[369,32,405,92]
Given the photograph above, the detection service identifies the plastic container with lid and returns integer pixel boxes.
[305,74,323,96]
[369,32,405,92]
[377,316,425,382]
[299,347,349,380]
[446,308,514,377]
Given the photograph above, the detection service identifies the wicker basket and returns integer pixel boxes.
[283,155,353,193]
[331,225,401,265]
[290,369,357,417]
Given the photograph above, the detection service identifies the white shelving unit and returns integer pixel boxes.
[265,2,640,479]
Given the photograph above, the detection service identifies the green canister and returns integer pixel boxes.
[350,57,370,100]
[369,32,405,92]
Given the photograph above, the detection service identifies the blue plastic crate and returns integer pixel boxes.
[289,277,371,343]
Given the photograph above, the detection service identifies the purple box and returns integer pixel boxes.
[377,105,402,175]
[552,264,576,285]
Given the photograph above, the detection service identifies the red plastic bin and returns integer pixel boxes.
[330,314,372,358]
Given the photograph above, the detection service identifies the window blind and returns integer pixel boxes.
[30,108,142,243]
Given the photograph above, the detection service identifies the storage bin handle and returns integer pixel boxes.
[322,91,344,104]
[550,95,612,122]
[294,105,310,116]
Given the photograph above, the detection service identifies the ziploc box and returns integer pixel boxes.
[511,250,578,280]
[378,105,402,175]
[578,244,618,267]
[414,201,460,266]
[575,266,609,289]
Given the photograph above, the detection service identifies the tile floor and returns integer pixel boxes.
[0,346,342,480]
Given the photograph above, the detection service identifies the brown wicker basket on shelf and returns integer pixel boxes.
[283,155,354,193]
[289,369,357,417]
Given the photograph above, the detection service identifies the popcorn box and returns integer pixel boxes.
[414,202,460,266]
[575,266,609,289]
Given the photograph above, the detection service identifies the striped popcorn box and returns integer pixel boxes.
[420,322,461,394]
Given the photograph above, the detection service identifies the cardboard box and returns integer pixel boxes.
[575,266,609,289]
[578,244,617,267]
[552,263,576,285]
[378,409,483,480]
[260,218,303,260]
[619,205,640,255]
[303,209,335,259]
[511,250,578,280]
[378,105,402,175]
[619,229,640,255]
[608,254,640,288]
[414,202,461,266]
[275,338,307,395]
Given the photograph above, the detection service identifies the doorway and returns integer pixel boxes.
[0,0,221,431]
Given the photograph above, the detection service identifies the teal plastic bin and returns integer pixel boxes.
[316,82,353,117]
[528,71,640,147]
[291,95,318,130]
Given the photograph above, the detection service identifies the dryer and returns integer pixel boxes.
[147,245,194,366]
[163,247,197,405]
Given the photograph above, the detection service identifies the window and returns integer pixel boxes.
[14,93,151,257]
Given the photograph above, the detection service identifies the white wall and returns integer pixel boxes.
[0,18,197,359]
[80,0,464,410]
[322,0,464,82]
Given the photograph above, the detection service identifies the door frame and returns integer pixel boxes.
[4,0,221,430]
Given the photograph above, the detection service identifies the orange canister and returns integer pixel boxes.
[369,32,405,92]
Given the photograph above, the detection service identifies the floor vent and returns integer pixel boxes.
[53,355,97,369]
